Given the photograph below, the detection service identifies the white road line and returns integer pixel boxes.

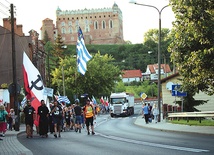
[97,133,209,153]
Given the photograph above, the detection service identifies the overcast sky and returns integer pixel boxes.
[0,0,175,44]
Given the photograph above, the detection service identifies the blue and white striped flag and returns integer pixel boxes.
[92,95,97,104]
[76,26,92,75]
[21,96,27,108]
[56,95,70,104]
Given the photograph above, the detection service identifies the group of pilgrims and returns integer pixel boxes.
[23,98,97,138]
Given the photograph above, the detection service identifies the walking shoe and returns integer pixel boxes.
[92,132,95,135]
[58,134,61,138]
[0,138,3,140]
[54,134,57,138]
[79,129,81,133]
[88,131,90,135]
[75,128,78,132]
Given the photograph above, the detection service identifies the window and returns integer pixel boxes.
[109,20,113,28]
[68,21,72,26]
[94,21,98,29]
[61,28,66,34]
[102,21,106,29]
[76,20,79,26]
[61,22,65,26]
[85,24,90,32]
[69,27,72,34]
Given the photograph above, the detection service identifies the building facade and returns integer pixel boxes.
[122,70,142,83]
[161,73,214,111]
[0,19,46,87]
[41,3,124,45]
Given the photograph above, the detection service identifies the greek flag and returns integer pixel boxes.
[21,96,27,108]
[55,95,70,104]
[76,26,92,75]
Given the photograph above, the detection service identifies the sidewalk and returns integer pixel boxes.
[134,116,214,135]
[0,124,33,155]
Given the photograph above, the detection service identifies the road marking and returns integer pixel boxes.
[97,133,209,153]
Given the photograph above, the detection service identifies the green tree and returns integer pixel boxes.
[43,30,49,44]
[144,28,172,66]
[52,34,66,60]
[169,0,214,95]
[44,41,54,87]
[115,81,126,92]
[51,52,121,101]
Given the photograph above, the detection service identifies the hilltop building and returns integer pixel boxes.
[41,3,124,45]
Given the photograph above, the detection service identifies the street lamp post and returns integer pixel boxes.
[130,0,169,122]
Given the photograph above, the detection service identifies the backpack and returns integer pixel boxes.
[0,111,5,121]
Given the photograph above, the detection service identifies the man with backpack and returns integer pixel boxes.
[83,99,96,135]
[74,99,82,133]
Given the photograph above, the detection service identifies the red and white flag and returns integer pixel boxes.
[23,52,44,113]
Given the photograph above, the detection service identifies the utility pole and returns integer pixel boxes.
[10,3,19,131]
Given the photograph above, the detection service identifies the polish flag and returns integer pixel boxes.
[23,52,44,113]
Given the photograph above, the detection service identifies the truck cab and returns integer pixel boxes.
[110,92,134,117]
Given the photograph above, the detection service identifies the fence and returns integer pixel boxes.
[167,111,214,123]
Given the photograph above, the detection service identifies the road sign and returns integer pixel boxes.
[172,84,187,97]
[141,93,147,99]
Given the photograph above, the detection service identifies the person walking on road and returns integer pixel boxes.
[38,100,49,137]
[142,103,149,124]
[51,101,63,138]
[0,104,8,140]
[74,99,82,133]
[83,99,96,135]
[152,104,159,123]
[23,100,35,138]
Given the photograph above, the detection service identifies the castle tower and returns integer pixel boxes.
[41,18,56,42]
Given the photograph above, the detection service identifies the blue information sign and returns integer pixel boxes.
[172,84,187,97]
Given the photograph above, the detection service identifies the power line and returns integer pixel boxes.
[0,9,9,16]
[4,0,11,5]
[0,2,9,9]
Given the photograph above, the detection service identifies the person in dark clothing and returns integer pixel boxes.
[148,103,153,123]
[74,100,82,133]
[48,104,54,134]
[38,100,49,138]
[51,101,63,138]
[23,100,35,138]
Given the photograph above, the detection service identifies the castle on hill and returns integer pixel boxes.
[41,3,124,45]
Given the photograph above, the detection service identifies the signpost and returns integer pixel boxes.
[171,84,187,112]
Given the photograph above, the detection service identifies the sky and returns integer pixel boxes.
[0,0,175,44]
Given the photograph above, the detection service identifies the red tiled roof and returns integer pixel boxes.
[122,70,142,78]
[148,64,171,73]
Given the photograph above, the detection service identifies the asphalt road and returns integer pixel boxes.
[17,105,214,155]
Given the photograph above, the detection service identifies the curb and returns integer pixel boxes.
[134,116,214,135]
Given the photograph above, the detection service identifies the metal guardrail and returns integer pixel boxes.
[168,111,214,118]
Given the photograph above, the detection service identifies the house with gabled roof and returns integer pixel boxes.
[122,69,142,83]
[143,64,172,81]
